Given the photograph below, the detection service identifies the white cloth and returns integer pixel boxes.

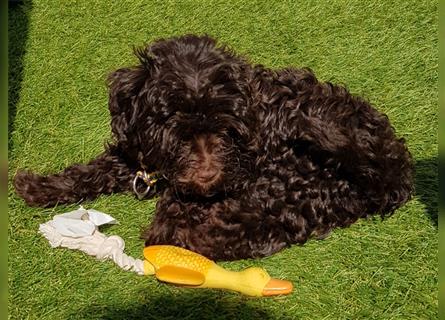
[39,206,145,275]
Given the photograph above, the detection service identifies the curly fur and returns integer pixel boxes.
[14,35,413,260]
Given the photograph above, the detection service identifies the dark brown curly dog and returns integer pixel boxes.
[14,35,413,260]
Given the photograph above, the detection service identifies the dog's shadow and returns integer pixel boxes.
[71,290,291,320]
[414,157,437,226]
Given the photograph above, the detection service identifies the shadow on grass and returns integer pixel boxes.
[414,157,437,226]
[73,290,293,320]
[8,0,32,154]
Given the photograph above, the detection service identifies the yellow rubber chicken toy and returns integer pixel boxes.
[143,245,293,297]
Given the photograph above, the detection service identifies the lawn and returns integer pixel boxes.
[8,0,438,319]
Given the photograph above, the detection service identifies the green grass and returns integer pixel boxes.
[8,0,437,319]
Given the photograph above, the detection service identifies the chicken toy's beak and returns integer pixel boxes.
[262,278,294,296]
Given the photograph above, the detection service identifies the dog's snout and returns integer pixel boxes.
[196,167,219,183]
[174,133,229,195]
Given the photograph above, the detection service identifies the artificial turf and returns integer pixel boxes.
[9,0,438,319]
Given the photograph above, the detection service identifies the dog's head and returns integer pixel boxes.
[108,35,255,196]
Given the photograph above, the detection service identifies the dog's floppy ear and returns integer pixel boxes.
[107,45,158,144]
[107,64,150,144]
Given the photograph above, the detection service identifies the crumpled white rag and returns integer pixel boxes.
[39,206,146,275]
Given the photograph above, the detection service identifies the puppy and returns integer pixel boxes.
[14,35,413,260]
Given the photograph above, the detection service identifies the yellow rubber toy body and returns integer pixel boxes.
[143,245,293,297]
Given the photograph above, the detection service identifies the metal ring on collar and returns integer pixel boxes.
[132,172,151,200]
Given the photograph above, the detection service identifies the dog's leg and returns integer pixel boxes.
[272,69,413,215]
[299,98,412,214]
[141,193,290,260]
[13,145,134,207]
